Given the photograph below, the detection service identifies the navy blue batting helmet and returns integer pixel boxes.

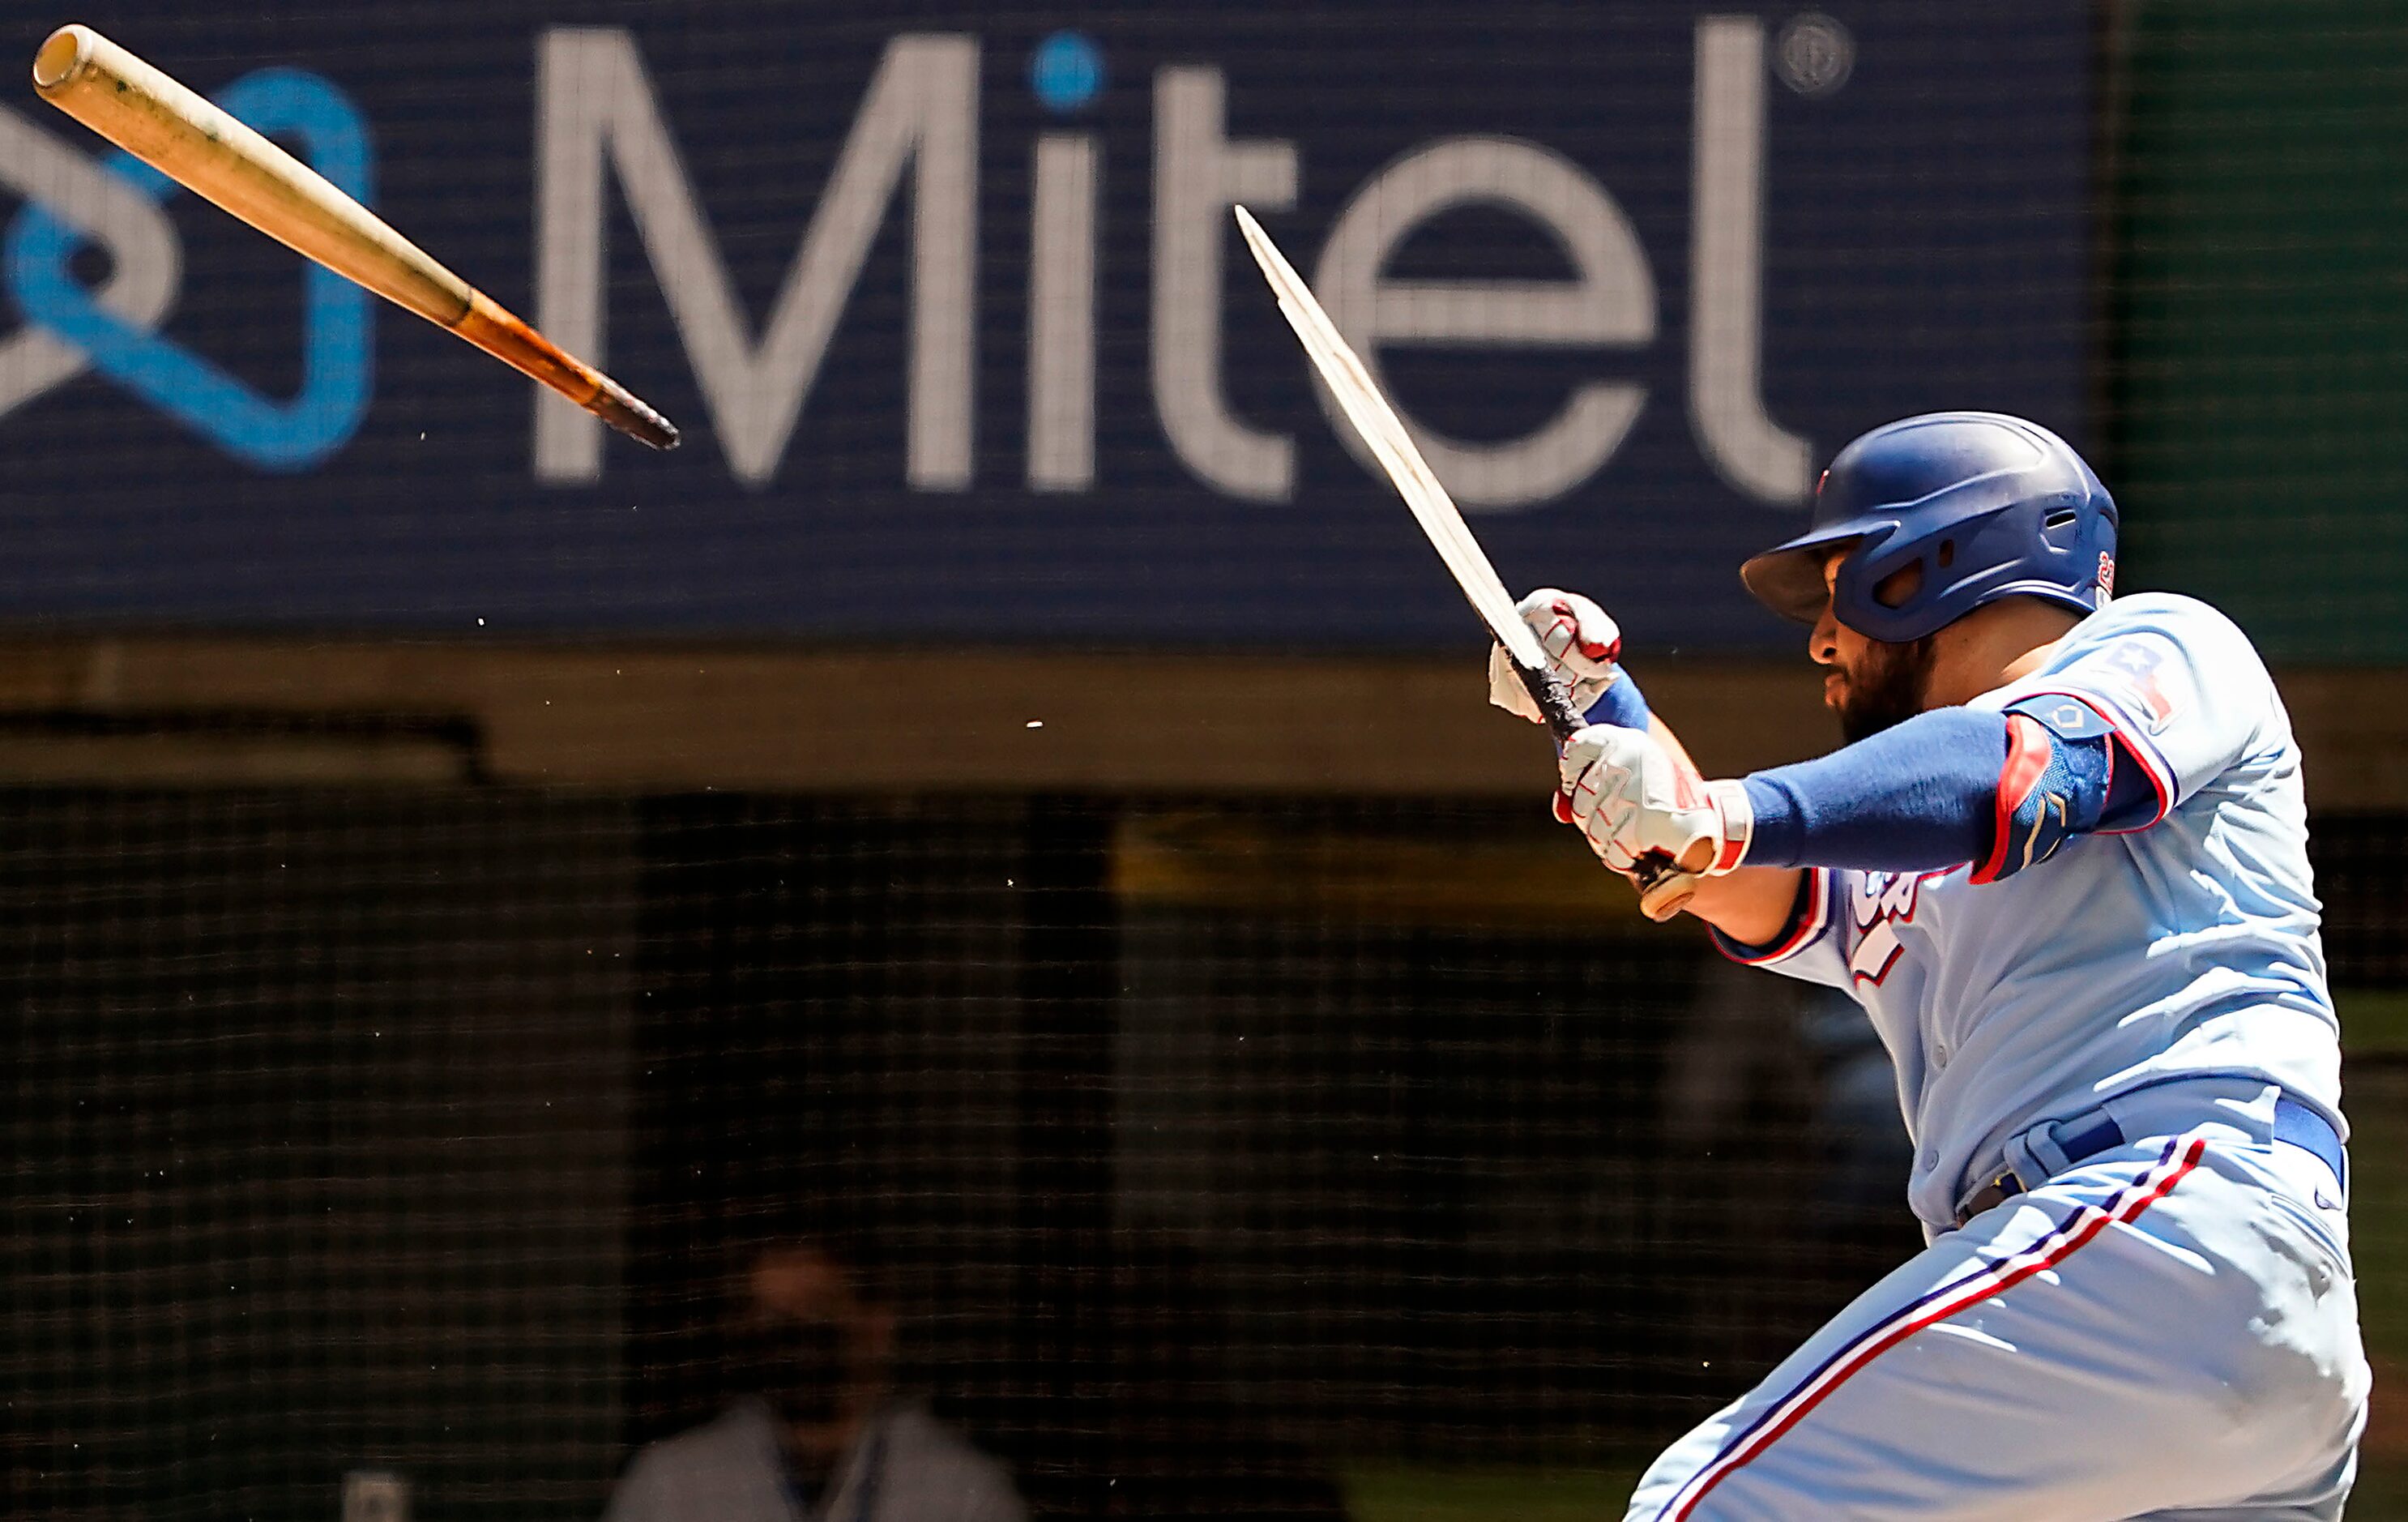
[1740,413,2118,643]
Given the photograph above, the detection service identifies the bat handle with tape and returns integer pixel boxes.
[1509,653,1702,921]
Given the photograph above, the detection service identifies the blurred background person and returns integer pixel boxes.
[603,1238,1027,1522]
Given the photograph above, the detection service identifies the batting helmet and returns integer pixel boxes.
[1739,413,2118,643]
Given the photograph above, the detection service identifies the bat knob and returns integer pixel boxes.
[590,382,681,451]
[1634,861,1702,922]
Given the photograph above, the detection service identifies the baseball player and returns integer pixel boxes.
[1490,413,2367,1519]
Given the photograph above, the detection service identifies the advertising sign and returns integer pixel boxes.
[0,3,2090,649]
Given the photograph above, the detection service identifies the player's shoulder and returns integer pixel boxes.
[2055,590,2264,669]
[2026,590,2287,759]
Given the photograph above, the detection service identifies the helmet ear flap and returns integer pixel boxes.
[1874,538,1958,606]
[1872,558,1925,610]
[1833,526,1931,637]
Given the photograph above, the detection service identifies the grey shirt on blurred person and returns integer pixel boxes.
[601,1399,1027,1522]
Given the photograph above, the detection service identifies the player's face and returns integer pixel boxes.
[1810,550,1936,742]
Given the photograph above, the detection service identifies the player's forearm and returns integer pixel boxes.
[1672,864,1805,945]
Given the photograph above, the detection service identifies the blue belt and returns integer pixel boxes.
[1953,1096,2343,1229]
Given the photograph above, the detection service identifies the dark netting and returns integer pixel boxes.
[2312,817,2408,987]
[1,790,1925,1517]
[0,789,638,1517]
[7,787,2408,1517]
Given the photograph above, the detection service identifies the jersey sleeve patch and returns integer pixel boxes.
[2094,639,2181,734]
[2051,631,2195,811]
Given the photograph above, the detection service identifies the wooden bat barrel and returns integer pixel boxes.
[32,24,677,451]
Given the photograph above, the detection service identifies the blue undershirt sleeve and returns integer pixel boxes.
[1740,708,2009,873]
[1738,704,2150,876]
[1584,672,1652,731]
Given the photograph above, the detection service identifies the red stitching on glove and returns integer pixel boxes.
[1551,597,1618,663]
[1672,766,1706,811]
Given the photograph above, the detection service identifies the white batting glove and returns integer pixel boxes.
[1554,724,1754,879]
[1488,589,1623,725]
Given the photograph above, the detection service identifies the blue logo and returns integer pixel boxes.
[1030,31,1104,114]
[3,69,373,471]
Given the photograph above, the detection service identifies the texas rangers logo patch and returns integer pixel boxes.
[2099,639,2178,732]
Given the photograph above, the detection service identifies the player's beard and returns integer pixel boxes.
[1834,635,1937,742]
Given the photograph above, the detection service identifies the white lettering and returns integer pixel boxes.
[1847,869,1920,985]
[1850,870,1888,926]
[1849,918,1902,984]
[1028,132,1098,491]
[516,28,1812,511]
[1690,15,1811,505]
[1313,136,1653,511]
[1876,870,1919,920]
[1152,67,1296,501]
[534,30,976,486]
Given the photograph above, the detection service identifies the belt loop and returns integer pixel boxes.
[2003,1117,2071,1192]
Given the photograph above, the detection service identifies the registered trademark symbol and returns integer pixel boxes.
[1775,13,1853,96]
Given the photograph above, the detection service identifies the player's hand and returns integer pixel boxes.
[1488,588,1623,724]
[1554,724,1753,879]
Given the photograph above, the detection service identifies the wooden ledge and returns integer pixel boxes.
[0,635,2397,808]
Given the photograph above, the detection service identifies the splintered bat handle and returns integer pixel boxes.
[1513,654,1698,918]
[454,293,679,450]
[587,378,681,453]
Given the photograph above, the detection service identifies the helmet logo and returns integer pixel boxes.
[2096,551,2116,601]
